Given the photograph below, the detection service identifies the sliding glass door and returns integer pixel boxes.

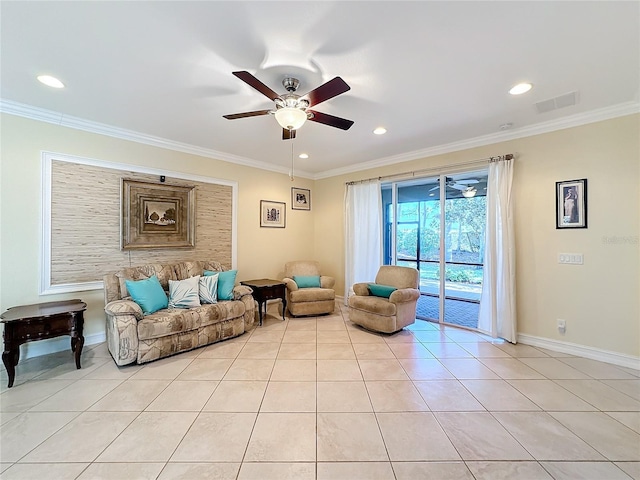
[382,170,487,329]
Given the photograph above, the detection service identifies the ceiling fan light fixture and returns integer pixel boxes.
[461,187,477,198]
[275,107,307,130]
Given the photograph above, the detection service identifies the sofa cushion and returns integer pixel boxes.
[168,276,201,309]
[117,264,177,298]
[199,273,218,304]
[137,301,246,341]
[293,275,321,288]
[138,308,201,341]
[125,275,169,314]
[175,260,224,281]
[289,287,335,303]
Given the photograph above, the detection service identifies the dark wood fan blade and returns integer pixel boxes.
[223,109,271,120]
[233,71,280,101]
[282,128,296,140]
[304,77,350,107]
[307,110,354,130]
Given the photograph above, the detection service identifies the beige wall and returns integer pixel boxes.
[0,114,314,339]
[314,114,639,357]
[1,113,638,358]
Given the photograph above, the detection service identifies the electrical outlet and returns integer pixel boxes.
[557,319,566,333]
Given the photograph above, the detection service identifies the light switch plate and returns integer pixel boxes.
[558,253,584,265]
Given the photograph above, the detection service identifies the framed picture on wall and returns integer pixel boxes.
[556,178,587,229]
[291,187,311,211]
[260,200,286,228]
[121,179,196,249]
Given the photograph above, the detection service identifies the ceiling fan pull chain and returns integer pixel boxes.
[290,139,295,181]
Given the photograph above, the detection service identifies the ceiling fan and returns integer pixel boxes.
[223,71,354,140]
[428,177,480,192]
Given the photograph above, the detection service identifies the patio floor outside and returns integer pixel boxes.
[417,279,481,330]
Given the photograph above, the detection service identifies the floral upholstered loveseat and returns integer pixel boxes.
[103,260,255,366]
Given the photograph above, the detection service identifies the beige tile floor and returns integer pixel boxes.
[1,301,639,479]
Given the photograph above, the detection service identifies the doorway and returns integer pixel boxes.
[382,170,488,329]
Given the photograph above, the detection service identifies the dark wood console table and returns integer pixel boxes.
[240,279,286,326]
[1,299,87,388]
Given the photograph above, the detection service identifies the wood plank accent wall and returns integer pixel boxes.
[50,160,232,285]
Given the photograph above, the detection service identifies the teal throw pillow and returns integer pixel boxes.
[168,276,201,309]
[125,275,168,314]
[367,283,397,298]
[293,275,321,288]
[207,269,237,300]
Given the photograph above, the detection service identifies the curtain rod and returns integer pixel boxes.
[345,153,514,185]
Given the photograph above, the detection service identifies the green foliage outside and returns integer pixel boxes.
[395,196,486,285]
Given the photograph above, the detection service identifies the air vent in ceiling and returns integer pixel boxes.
[535,91,579,114]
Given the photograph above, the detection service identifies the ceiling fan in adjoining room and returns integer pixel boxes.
[428,177,480,192]
[223,71,354,140]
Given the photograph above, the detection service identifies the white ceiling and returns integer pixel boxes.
[2,1,638,178]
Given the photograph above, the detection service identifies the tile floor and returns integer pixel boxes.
[1,301,639,479]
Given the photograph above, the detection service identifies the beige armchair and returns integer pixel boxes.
[348,265,420,333]
[283,261,336,317]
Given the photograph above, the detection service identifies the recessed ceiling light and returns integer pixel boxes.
[429,193,435,197]
[509,83,532,95]
[373,127,387,135]
[298,153,309,159]
[37,75,65,89]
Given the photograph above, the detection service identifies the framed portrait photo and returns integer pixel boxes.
[260,200,286,228]
[556,179,587,229]
[121,179,196,249]
[291,187,311,211]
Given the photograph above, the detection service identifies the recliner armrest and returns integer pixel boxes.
[352,282,370,296]
[104,300,144,320]
[389,288,420,303]
[320,276,335,289]
[282,277,298,292]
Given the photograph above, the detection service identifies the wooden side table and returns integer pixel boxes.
[1,299,87,388]
[240,279,286,326]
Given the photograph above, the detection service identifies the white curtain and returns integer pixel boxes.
[477,158,516,342]
[344,181,382,302]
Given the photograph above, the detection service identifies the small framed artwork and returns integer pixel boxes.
[121,179,196,249]
[260,200,286,228]
[291,187,311,211]
[556,178,587,229]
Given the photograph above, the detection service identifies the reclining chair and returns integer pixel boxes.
[283,261,335,317]
[348,265,420,333]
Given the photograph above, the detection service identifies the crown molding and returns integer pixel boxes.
[2,98,636,182]
[0,99,314,179]
[314,100,640,180]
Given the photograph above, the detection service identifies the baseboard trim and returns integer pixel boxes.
[21,332,107,360]
[518,333,640,370]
